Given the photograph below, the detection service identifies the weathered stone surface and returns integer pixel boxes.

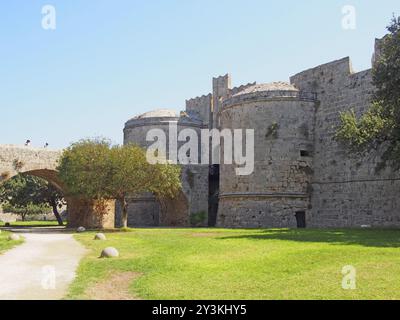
[118,111,209,228]
[218,85,315,228]
[0,145,61,183]
[119,37,400,229]
[0,145,115,229]
[2,37,399,230]
[67,198,115,229]
[76,226,86,233]
[94,233,106,240]
[100,247,119,258]
[8,234,20,241]
[290,52,400,228]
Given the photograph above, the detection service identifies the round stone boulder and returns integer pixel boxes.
[77,226,86,233]
[8,234,20,241]
[94,233,107,241]
[100,247,119,258]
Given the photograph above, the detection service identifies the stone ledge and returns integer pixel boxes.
[219,192,309,199]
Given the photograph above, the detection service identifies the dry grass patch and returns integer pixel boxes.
[189,232,223,238]
[85,271,141,300]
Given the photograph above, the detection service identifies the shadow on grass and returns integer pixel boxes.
[218,229,400,248]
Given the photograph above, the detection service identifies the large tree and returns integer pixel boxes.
[0,174,64,224]
[57,139,182,228]
[336,16,400,169]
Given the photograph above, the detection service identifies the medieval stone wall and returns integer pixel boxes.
[120,114,209,227]
[186,94,212,127]
[290,56,400,227]
[0,145,61,182]
[5,36,399,230]
[217,87,316,228]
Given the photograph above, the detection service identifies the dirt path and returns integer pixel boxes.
[0,229,87,300]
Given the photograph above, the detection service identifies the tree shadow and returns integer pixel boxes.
[218,229,400,248]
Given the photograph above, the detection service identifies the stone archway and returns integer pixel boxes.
[0,145,115,229]
[0,168,68,225]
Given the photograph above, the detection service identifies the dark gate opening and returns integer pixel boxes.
[208,164,219,227]
[295,211,306,229]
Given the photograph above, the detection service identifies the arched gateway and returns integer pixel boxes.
[0,145,115,228]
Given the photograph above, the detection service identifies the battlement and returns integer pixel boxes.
[291,36,386,91]
[185,93,212,108]
[290,57,353,90]
[212,74,231,90]
[229,82,257,96]
[185,93,212,126]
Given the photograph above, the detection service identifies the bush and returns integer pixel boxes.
[190,211,207,226]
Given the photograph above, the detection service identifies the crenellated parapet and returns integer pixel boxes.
[229,82,257,96]
[185,93,212,126]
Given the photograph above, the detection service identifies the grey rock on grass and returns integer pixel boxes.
[94,233,107,240]
[100,247,119,258]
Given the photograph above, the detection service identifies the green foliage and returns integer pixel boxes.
[265,122,279,139]
[57,139,182,228]
[190,211,207,226]
[336,103,393,150]
[0,231,24,254]
[0,174,62,221]
[336,16,400,168]
[2,202,50,216]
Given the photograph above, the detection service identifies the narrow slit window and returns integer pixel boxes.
[300,150,310,157]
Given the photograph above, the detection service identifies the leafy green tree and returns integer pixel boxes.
[2,203,50,221]
[57,139,182,228]
[336,16,400,169]
[0,174,64,223]
[34,181,66,226]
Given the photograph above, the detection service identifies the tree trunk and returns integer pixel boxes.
[121,198,128,228]
[51,199,64,226]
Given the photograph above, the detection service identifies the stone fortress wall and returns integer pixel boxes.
[120,110,209,227]
[218,83,316,228]
[120,36,400,228]
[290,44,400,227]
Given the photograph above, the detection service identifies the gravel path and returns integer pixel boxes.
[0,229,87,300]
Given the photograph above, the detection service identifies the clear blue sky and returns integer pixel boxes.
[0,0,399,149]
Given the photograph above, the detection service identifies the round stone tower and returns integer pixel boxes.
[120,109,208,227]
[217,82,317,228]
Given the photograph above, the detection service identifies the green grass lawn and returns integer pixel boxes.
[68,228,400,300]
[0,220,60,227]
[0,231,24,254]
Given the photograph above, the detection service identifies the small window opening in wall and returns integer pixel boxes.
[300,150,310,157]
[295,211,306,229]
